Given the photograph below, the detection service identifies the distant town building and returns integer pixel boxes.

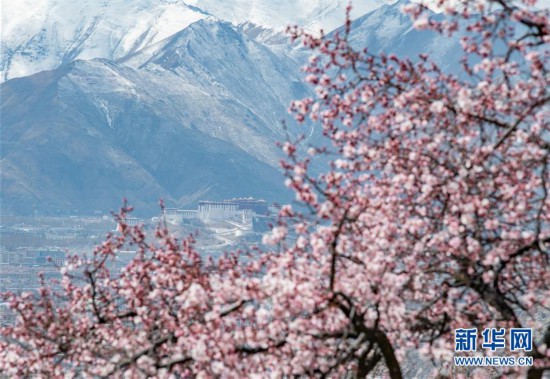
[229,197,269,215]
[0,227,44,248]
[0,248,65,266]
[198,201,239,223]
[163,197,269,225]
[163,208,198,224]
[0,266,59,295]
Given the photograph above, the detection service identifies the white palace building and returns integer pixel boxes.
[163,197,269,225]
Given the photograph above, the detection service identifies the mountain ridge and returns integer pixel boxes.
[1,19,307,215]
[0,0,397,82]
[1,1,470,215]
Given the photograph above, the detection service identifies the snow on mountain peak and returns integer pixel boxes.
[0,0,396,82]
[1,0,207,81]
[187,0,398,33]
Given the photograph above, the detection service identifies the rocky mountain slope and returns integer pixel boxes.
[1,19,310,215]
[0,1,465,215]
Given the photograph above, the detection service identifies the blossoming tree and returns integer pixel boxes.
[1,0,548,377]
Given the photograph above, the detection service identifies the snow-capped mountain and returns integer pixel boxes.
[1,0,208,81]
[119,18,311,167]
[346,0,462,71]
[0,0,396,82]
[1,18,311,214]
[187,0,396,34]
[1,0,466,215]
